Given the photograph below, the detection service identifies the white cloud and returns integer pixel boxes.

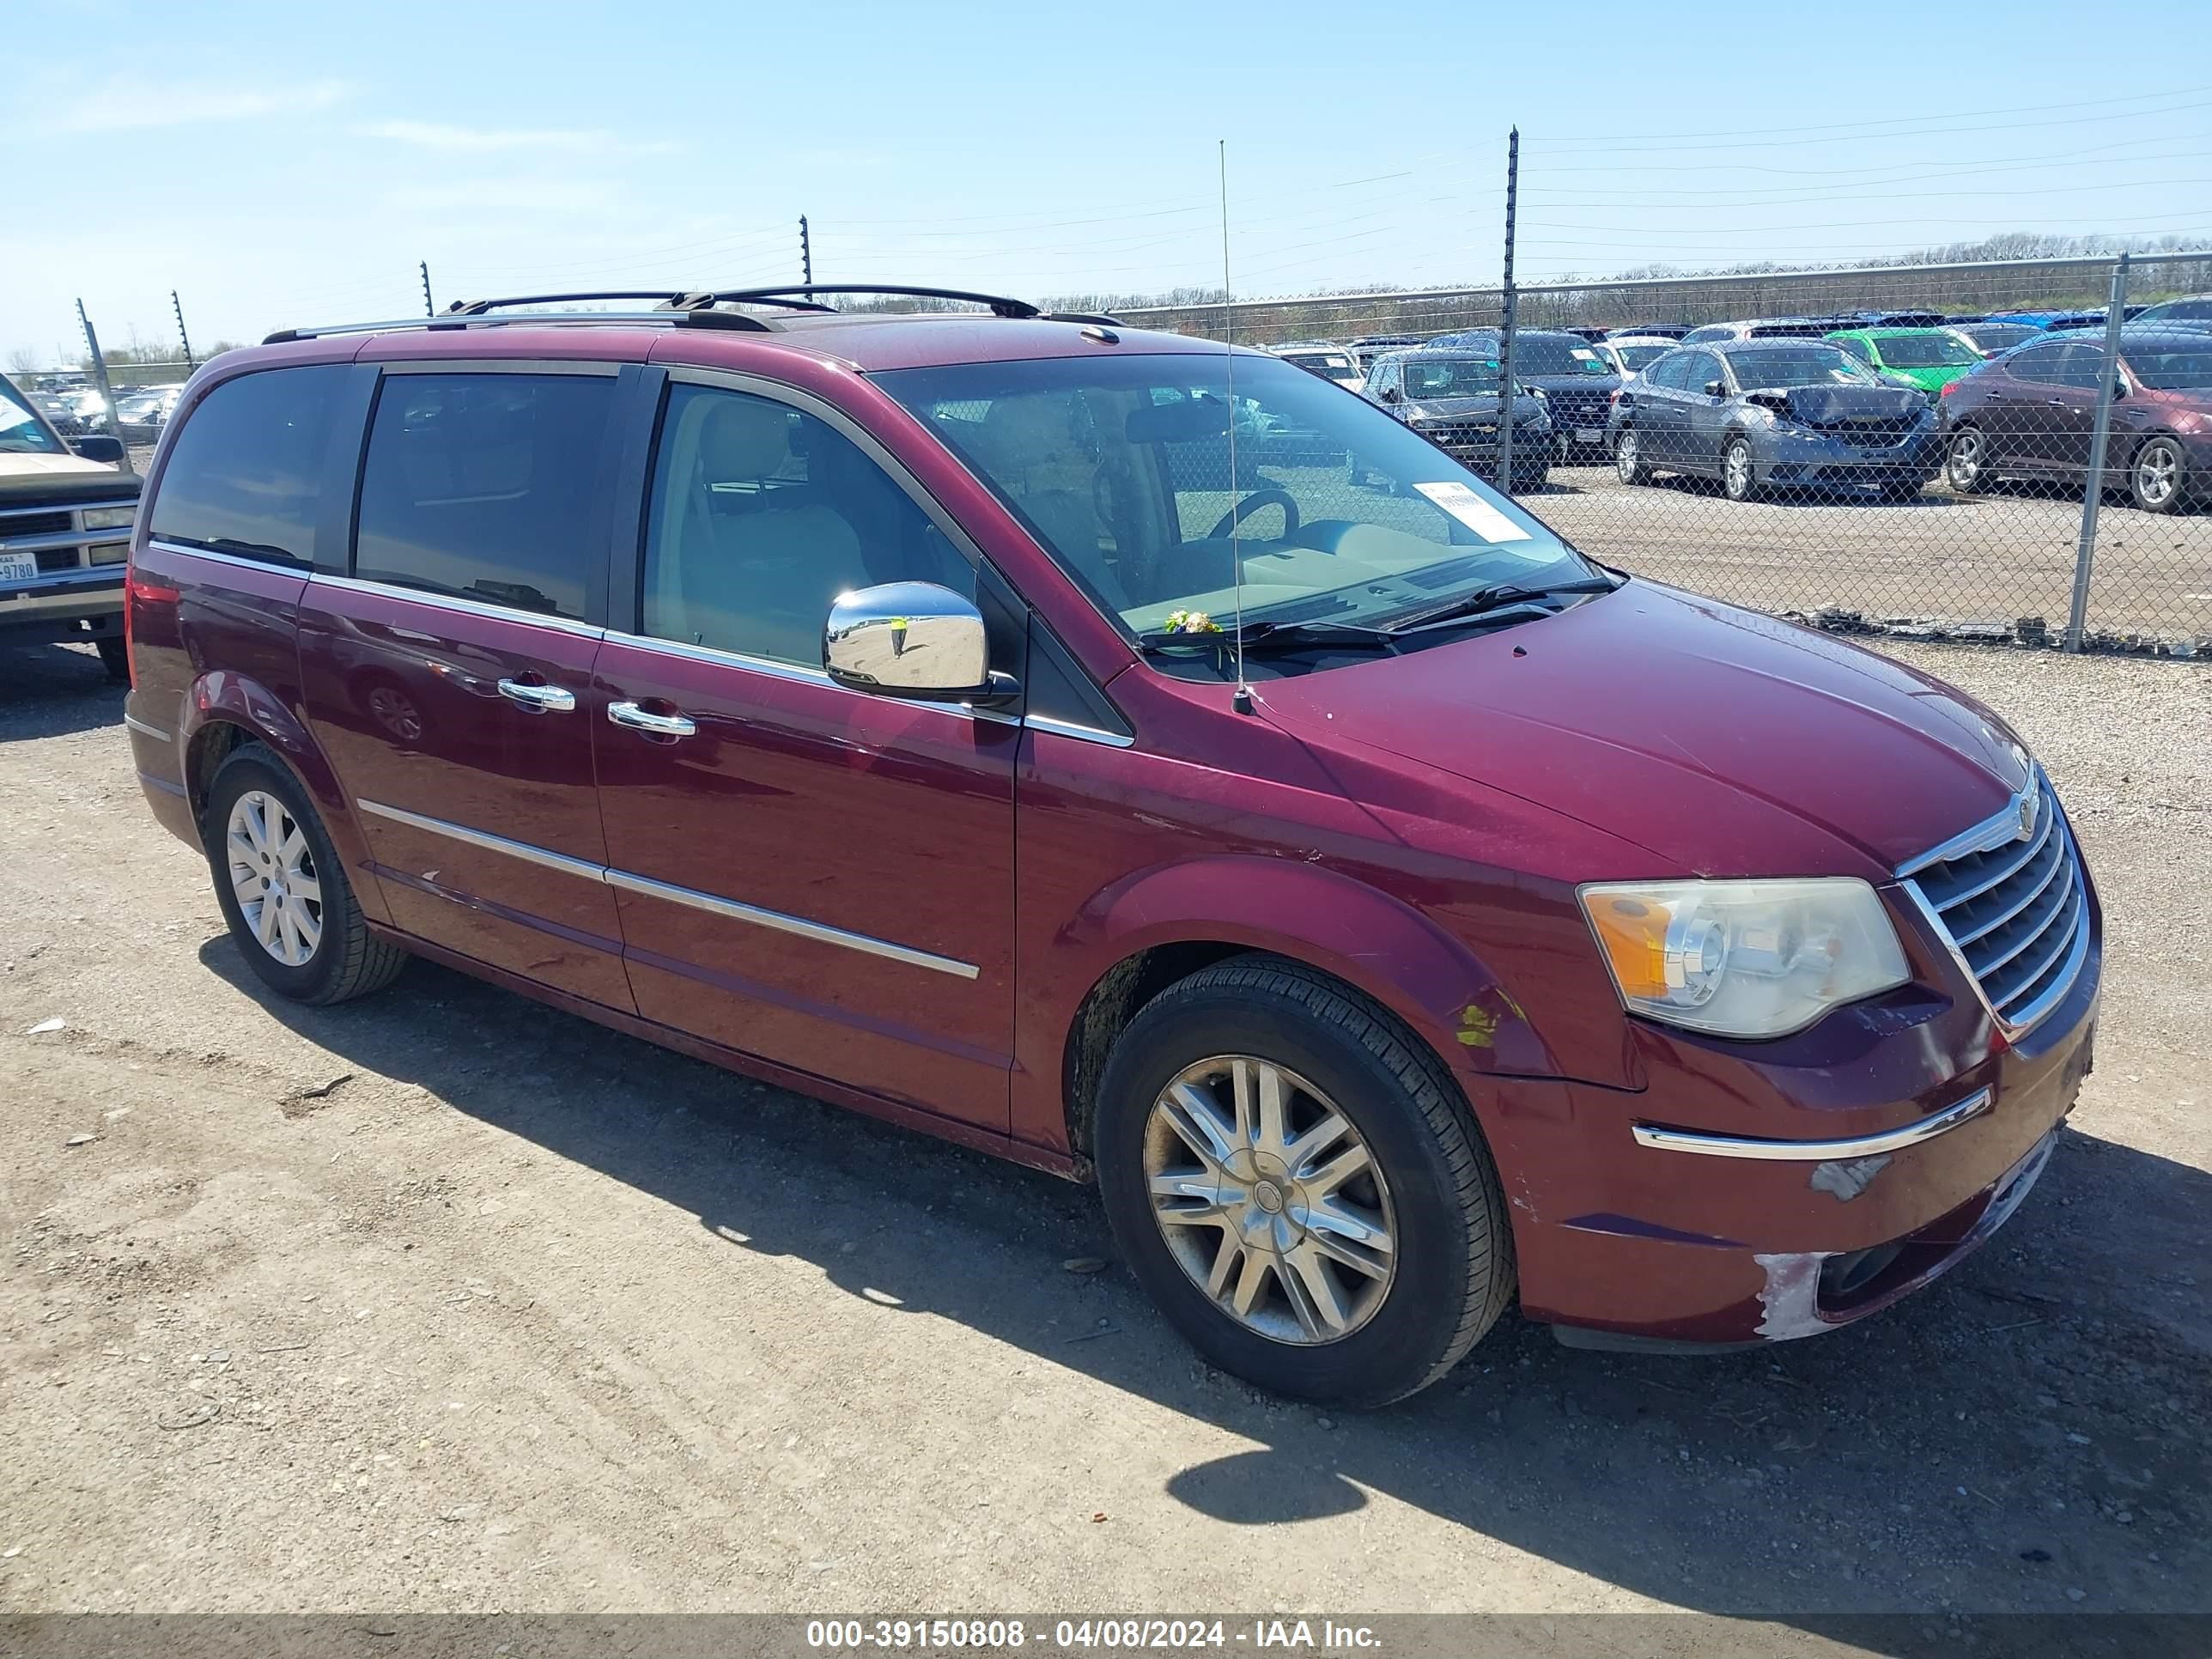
[359,121,677,157]
[53,76,350,134]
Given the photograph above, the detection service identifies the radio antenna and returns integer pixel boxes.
[1219,139,1253,715]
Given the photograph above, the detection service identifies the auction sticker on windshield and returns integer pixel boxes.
[1413,480,1532,543]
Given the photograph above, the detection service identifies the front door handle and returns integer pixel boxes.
[608,700,696,738]
[497,678,576,713]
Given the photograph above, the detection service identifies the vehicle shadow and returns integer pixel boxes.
[199,942,2212,1636]
[0,643,124,739]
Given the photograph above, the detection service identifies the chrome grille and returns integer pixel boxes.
[1901,774,2090,1031]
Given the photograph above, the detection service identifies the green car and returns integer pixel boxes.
[1825,326,1985,396]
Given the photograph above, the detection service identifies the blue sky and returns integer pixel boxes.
[7,0,2209,364]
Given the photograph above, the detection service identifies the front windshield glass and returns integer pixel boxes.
[878,354,1596,672]
[1725,346,1878,389]
[1403,357,1504,398]
[1959,323,2034,352]
[1875,332,1979,368]
[1506,337,1613,375]
[1285,352,1358,381]
[0,388,66,454]
[2126,345,2212,390]
[1613,343,1671,371]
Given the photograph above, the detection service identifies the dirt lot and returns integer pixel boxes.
[2,636,2208,1630]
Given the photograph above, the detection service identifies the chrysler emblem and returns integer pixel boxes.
[2015,791,2038,842]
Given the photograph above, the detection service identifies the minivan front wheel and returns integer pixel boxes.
[1095,957,1514,1407]
[204,743,406,1005]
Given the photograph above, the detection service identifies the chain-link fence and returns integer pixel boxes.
[1113,252,2212,656]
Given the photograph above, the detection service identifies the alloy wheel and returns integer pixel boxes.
[2135,439,2180,508]
[1142,1055,1397,1346]
[1948,428,1985,492]
[1615,429,1640,483]
[225,789,324,967]
[1723,441,1754,500]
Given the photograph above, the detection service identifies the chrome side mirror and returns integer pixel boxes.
[825,581,1008,703]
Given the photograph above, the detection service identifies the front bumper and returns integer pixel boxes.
[0,569,125,641]
[1498,927,2100,1347]
[1752,424,1941,489]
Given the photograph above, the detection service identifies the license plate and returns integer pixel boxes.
[0,550,37,586]
[1575,426,1601,444]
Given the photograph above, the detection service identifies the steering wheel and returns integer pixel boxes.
[1207,487,1299,542]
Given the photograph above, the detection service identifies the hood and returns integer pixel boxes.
[1515,371,1620,398]
[0,455,138,505]
[0,451,117,479]
[1258,580,2032,879]
[1408,393,1548,423]
[1747,385,1926,425]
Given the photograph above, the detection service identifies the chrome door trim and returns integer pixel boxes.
[123,714,173,743]
[604,868,979,979]
[310,572,607,640]
[1632,1088,1992,1160]
[1024,712,1136,750]
[600,628,1019,726]
[496,678,579,712]
[144,538,308,578]
[354,797,979,979]
[356,798,607,884]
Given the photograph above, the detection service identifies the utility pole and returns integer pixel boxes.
[420,260,435,317]
[1494,127,1520,496]
[171,289,195,369]
[75,299,129,474]
[2065,252,2131,653]
[799,216,812,287]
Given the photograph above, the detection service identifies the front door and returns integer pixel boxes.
[592,375,1017,1130]
[297,364,635,1010]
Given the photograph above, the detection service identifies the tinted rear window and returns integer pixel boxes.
[149,365,349,565]
[353,373,616,620]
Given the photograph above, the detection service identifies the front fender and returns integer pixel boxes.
[1072,854,1559,1085]
[180,669,388,926]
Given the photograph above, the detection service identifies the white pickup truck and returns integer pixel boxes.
[1,371,140,680]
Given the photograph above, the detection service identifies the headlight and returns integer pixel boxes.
[1404,404,1431,422]
[82,506,137,531]
[1579,878,1909,1038]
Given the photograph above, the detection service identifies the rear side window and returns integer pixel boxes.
[149,365,348,565]
[354,373,616,620]
[2005,342,2069,385]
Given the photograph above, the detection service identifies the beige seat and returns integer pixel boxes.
[967,398,1134,611]
[647,394,872,665]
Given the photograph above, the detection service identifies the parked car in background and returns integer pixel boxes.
[1426,326,1618,460]
[122,287,2100,1406]
[1607,340,1939,501]
[1361,348,1551,491]
[1949,320,2042,356]
[1841,310,1948,330]
[1269,341,1364,393]
[1826,326,1985,397]
[0,369,138,678]
[1940,327,2211,514]
[1347,336,1426,374]
[1679,317,1853,343]
[115,384,185,444]
[1605,324,1689,340]
[2131,294,2212,327]
[1595,335,1678,379]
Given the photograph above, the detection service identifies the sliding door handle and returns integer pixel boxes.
[608,700,696,738]
[496,678,576,713]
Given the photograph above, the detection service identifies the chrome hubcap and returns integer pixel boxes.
[1616,432,1638,479]
[1725,444,1752,494]
[226,790,323,968]
[1950,431,1982,484]
[2139,443,2177,504]
[1143,1056,1396,1346]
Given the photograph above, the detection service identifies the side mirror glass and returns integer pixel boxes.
[1702,380,1725,398]
[70,434,126,465]
[825,580,1009,704]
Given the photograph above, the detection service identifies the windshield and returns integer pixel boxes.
[1957,323,2034,353]
[1403,357,1505,398]
[1874,332,1979,368]
[1613,343,1671,371]
[2143,298,2212,320]
[1507,337,1613,376]
[1725,346,1878,389]
[1284,352,1359,381]
[878,354,1595,673]
[2126,345,2212,391]
[0,387,66,454]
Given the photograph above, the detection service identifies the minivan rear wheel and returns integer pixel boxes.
[1095,957,1514,1407]
[204,743,406,1006]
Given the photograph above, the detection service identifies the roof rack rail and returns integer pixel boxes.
[263,292,775,345]
[704,284,1046,319]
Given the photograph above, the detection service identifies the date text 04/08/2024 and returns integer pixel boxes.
[804,1620,1382,1650]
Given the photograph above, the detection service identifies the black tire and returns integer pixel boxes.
[204,743,406,1006]
[1721,435,1759,502]
[1945,425,1988,495]
[94,635,129,684]
[2127,434,2189,514]
[1613,426,1649,484]
[1094,956,1514,1408]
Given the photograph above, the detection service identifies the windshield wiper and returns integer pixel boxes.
[1137,619,1398,656]
[1379,576,1620,635]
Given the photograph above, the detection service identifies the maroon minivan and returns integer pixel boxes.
[123,287,2100,1406]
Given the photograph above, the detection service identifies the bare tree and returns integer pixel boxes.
[5,345,40,377]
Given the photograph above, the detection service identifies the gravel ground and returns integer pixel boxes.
[1,635,2207,1628]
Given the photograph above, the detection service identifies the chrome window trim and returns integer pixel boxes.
[356,799,607,883]
[1024,712,1137,749]
[123,714,173,744]
[1632,1088,1991,1160]
[372,359,623,378]
[308,571,606,639]
[143,537,311,577]
[354,797,978,980]
[599,628,1018,726]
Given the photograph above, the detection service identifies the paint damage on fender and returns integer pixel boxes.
[1752,1249,1836,1340]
